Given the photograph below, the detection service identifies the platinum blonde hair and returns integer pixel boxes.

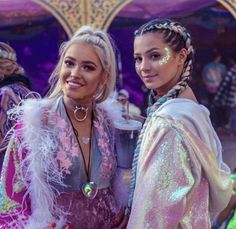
[48,26,116,103]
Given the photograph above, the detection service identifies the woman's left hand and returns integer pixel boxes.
[112,208,129,229]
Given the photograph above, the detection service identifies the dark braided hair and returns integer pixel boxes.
[126,19,195,214]
[135,18,194,101]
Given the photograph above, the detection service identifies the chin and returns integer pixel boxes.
[144,84,158,90]
[64,92,81,100]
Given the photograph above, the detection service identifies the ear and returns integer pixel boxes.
[99,72,108,88]
[177,48,188,66]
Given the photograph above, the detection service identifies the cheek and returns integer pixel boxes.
[159,48,172,66]
[90,76,102,90]
[135,65,142,78]
[59,73,66,87]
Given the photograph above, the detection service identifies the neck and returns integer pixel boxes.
[155,91,165,98]
[155,67,183,97]
[63,96,93,122]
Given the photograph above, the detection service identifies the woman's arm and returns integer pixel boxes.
[128,116,199,228]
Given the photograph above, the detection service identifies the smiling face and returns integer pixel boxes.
[60,42,105,104]
[134,32,185,95]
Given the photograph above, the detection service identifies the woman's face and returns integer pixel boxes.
[0,60,15,77]
[134,32,185,95]
[60,42,105,103]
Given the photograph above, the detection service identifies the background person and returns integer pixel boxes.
[211,54,236,131]
[202,50,227,106]
[0,42,36,169]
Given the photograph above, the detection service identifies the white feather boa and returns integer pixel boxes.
[8,98,66,229]
[7,96,123,228]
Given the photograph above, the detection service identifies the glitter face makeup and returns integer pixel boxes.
[159,47,171,65]
[134,33,183,92]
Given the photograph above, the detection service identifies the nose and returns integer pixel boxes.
[139,58,151,73]
[71,66,81,79]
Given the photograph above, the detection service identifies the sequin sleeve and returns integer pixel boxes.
[0,129,31,228]
[128,116,212,228]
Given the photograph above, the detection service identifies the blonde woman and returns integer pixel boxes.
[0,27,125,228]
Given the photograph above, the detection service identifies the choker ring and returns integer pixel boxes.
[74,105,88,122]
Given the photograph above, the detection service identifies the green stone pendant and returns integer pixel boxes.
[82,182,98,199]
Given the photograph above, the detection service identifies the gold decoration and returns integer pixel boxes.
[217,0,236,18]
[0,143,21,213]
[32,0,132,37]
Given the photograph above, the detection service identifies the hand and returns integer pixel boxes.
[122,113,131,120]
[112,208,129,229]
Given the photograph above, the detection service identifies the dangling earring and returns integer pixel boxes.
[74,105,88,122]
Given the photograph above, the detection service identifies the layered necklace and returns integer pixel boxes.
[73,104,91,144]
[63,100,98,199]
[74,105,88,122]
[78,118,98,199]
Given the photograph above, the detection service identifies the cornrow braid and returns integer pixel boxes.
[126,19,195,215]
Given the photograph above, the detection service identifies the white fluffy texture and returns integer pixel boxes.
[6,96,124,228]
[99,95,124,122]
[8,98,67,229]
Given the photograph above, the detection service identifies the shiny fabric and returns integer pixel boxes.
[56,188,117,229]
[0,82,34,145]
[0,96,118,228]
[127,98,232,229]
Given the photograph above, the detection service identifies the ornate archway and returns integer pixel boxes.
[217,0,236,18]
[31,0,236,38]
[32,0,132,37]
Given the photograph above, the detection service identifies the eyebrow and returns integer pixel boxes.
[65,56,97,67]
[134,48,160,56]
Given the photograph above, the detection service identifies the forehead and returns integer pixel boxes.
[134,32,167,54]
[65,41,101,63]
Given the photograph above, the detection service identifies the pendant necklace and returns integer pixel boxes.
[80,121,98,199]
[63,99,98,199]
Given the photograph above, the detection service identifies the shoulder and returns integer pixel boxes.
[155,98,207,120]
[151,99,214,139]
[146,114,184,136]
[0,84,35,104]
[21,97,53,111]
[0,85,15,97]
[150,99,222,155]
[0,86,22,108]
[9,98,55,128]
